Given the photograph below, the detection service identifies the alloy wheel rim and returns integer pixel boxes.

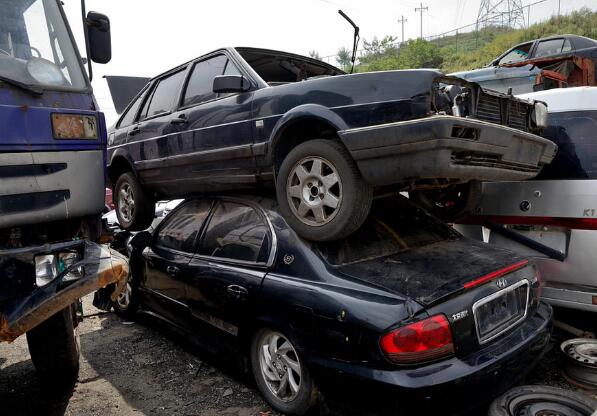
[116,282,132,310]
[118,183,135,222]
[286,156,342,227]
[258,331,302,402]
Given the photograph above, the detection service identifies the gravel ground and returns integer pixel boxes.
[1,296,596,416]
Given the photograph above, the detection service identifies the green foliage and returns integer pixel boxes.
[308,50,321,60]
[336,47,352,71]
[350,8,597,74]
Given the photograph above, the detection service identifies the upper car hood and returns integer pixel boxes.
[336,239,527,307]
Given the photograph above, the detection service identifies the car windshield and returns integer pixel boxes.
[0,0,87,91]
[317,197,459,266]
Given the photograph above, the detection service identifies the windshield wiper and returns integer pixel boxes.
[0,75,43,95]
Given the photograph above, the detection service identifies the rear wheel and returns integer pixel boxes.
[409,181,482,222]
[276,139,373,241]
[112,274,139,319]
[251,328,318,416]
[26,305,80,384]
[488,385,597,416]
[114,172,155,231]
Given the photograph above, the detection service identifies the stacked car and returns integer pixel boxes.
[105,47,565,414]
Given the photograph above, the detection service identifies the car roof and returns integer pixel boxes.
[533,34,596,47]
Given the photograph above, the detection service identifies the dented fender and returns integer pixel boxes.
[0,241,128,342]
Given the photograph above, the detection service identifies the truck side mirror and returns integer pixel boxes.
[86,12,111,64]
[213,75,251,94]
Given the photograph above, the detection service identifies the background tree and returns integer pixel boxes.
[336,47,352,71]
[308,50,322,60]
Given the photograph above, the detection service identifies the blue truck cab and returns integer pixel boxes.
[0,0,127,382]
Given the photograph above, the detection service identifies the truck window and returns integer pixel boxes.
[534,39,565,58]
[182,55,227,107]
[142,70,186,119]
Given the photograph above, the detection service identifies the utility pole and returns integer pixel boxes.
[558,0,561,16]
[398,15,408,44]
[415,3,428,40]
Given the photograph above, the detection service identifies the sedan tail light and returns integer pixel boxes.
[380,315,454,365]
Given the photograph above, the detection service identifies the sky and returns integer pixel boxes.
[61,0,597,125]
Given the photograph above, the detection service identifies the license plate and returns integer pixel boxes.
[473,280,529,344]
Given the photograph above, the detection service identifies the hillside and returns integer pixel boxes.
[349,8,597,74]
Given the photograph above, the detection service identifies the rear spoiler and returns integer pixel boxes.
[104,75,151,114]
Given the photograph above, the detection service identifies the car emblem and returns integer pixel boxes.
[496,278,508,289]
[283,254,295,265]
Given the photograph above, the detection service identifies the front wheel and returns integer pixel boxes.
[276,139,373,241]
[26,306,80,384]
[114,172,155,231]
[251,328,318,416]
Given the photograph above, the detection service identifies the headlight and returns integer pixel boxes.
[52,113,98,139]
[35,255,57,287]
[532,102,548,129]
[34,251,84,287]
[26,57,67,86]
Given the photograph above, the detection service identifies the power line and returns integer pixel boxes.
[415,3,429,39]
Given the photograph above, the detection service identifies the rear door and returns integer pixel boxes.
[131,68,188,193]
[140,199,213,324]
[185,200,272,339]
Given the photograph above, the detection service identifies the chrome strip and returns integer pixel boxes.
[472,279,530,345]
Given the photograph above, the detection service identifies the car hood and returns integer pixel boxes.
[335,239,527,307]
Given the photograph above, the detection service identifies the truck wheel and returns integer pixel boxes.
[276,139,373,241]
[409,181,482,222]
[26,306,80,384]
[114,172,155,231]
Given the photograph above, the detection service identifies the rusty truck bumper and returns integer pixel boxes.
[0,240,128,342]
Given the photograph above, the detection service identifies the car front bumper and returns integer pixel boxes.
[0,240,129,342]
[307,301,553,414]
[338,115,557,187]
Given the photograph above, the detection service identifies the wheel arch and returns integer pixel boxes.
[269,105,350,176]
[108,150,136,188]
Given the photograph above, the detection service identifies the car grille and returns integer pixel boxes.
[473,91,531,132]
[451,152,540,173]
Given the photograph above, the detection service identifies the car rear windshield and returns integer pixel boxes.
[317,197,459,266]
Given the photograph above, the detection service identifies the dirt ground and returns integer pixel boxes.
[1,296,595,416]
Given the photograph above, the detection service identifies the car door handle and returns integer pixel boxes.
[227,285,248,299]
[128,126,140,136]
[170,114,187,125]
[166,265,181,275]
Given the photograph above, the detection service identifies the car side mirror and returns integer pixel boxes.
[213,75,251,94]
[86,12,111,64]
[129,231,152,251]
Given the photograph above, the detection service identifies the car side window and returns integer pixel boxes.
[141,69,186,119]
[199,201,269,263]
[562,39,573,53]
[182,55,228,107]
[498,42,533,65]
[534,39,565,58]
[118,89,146,128]
[155,199,212,253]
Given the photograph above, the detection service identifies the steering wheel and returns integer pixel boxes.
[0,48,10,56]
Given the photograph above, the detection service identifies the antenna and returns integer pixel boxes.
[476,0,526,31]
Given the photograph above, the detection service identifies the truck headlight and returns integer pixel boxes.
[52,113,98,139]
[35,252,84,287]
[35,255,57,287]
[532,102,548,129]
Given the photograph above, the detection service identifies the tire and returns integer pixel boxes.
[488,385,597,416]
[250,328,318,416]
[26,305,80,384]
[276,139,373,242]
[409,181,482,222]
[114,172,155,231]
[112,274,138,319]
